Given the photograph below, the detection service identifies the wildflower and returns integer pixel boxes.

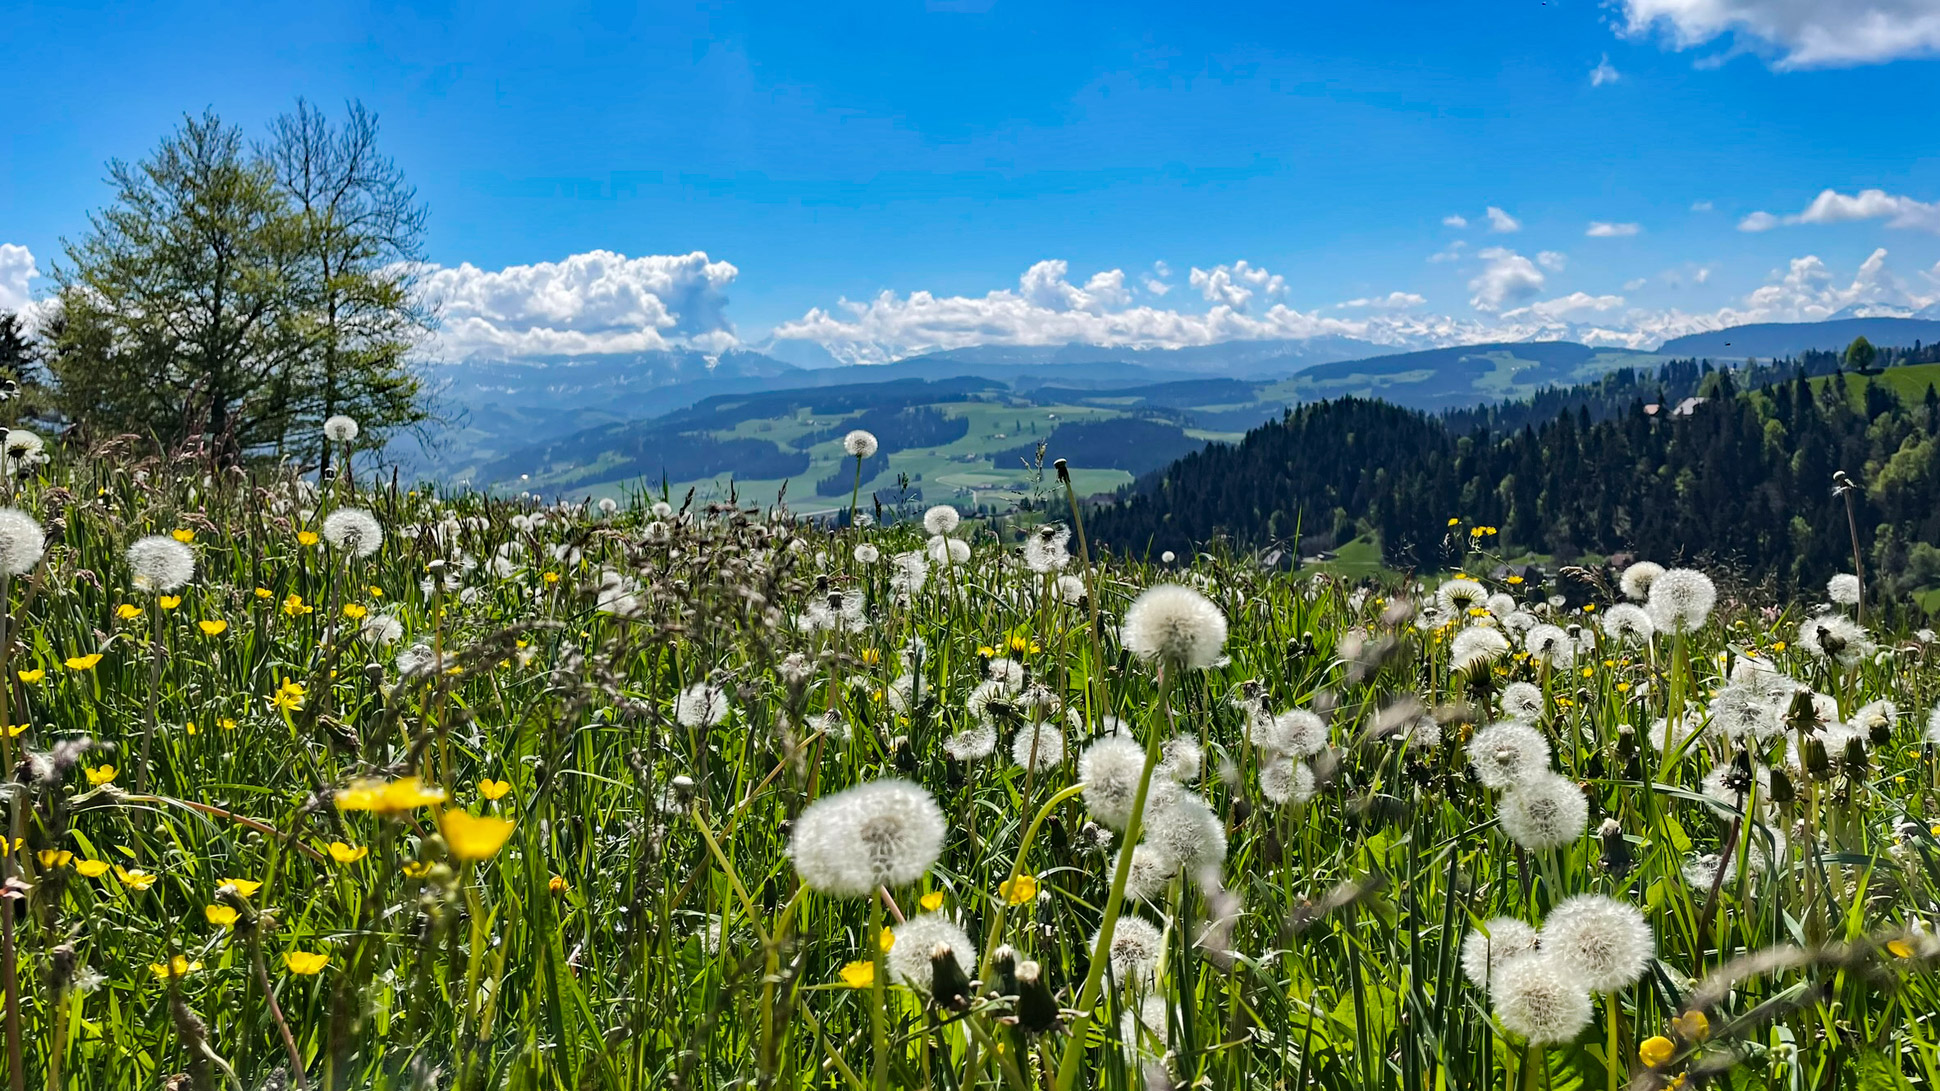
[1826,572,1860,606]
[37,849,72,868]
[323,414,359,443]
[270,679,305,712]
[923,505,961,536]
[1797,612,1873,668]
[327,842,368,864]
[790,778,945,897]
[361,613,404,647]
[999,873,1039,905]
[1451,626,1511,673]
[1671,1010,1710,1041]
[0,508,46,576]
[853,543,880,564]
[1258,757,1315,806]
[204,905,238,928]
[1600,603,1654,644]
[149,956,201,980]
[1639,1036,1675,1067]
[942,723,997,762]
[335,776,448,814]
[158,595,182,610]
[1524,624,1576,669]
[842,429,879,458]
[1010,721,1065,770]
[1023,524,1072,573]
[673,683,730,727]
[282,594,313,617]
[1096,916,1164,983]
[297,530,320,546]
[127,535,195,592]
[919,891,946,912]
[1498,771,1589,851]
[1619,561,1664,601]
[114,603,141,620]
[84,765,116,785]
[75,860,109,878]
[927,535,971,566]
[221,877,262,898]
[838,960,876,988]
[1436,578,1488,615]
[1460,917,1539,988]
[254,587,273,599]
[1492,955,1593,1045]
[884,914,973,993]
[283,951,329,975]
[1121,584,1228,670]
[16,669,42,684]
[1539,894,1654,992]
[115,866,156,891]
[479,779,511,800]
[65,653,102,671]
[341,603,367,620]
[1467,721,1551,789]
[198,619,227,636]
[439,809,517,861]
[1143,791,1227,870]
[322,508,384,558]
[1645,568,1716,634]
[1078,736,1169,831]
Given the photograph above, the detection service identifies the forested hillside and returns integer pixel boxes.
[1089,362,1940,605]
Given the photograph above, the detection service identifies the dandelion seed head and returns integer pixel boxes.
[1467,721,1552,789]
[1256,709,1328,757]
[1492,955,1593,1045]
[1023,524,1072,574]
[923,505,960,536]
[1121,584,1228,670]
[1157,735,1202,783]
[854,543,880,565]
[674,683,729,728]
[842,430,879,458]
[1600,603,1654,644]
[1258,756,1315,806]
[1524,623,1576,669]
[886,914,973,992]
[127,535,195,592]
[1096,916,1164,983]
[1124,843,1181,901]
[1797,612,1873,668]
[1827,572,1860,606]
[0,508,46,576]
[1452,625,1511,673]
[1500,682,1545,722]
[790,779,945,897]
[1079,736,1176,831]
[1010,721,1065,770]
[1436,578,1488,615]
[1460,917,1539,989]
[360,613,404,647]
[1645,568,1716,634]
[1539,895,1654,992]
[1144,792,1226,871]
[943,722,998,762]
[322,415,359,443]
[1497,771,1589,851]
[1620,561,1664,602]
[322,508,384,558]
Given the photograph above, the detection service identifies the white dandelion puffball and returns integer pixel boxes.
[1121,584,1228,670]
[1144,793,1227,871]
[927,535,971,565]
[1258,757,1315,806]
[1492,956,1593,1045]
[1436,578,1488,615]
[127,535,195,592]
[322,508,384,558]
[1500,682,1545,722]
[597,497,618,515]
[1797,612,1873,667]
[1497,771,1589,851]
[1539,895,1654,993]
[1524,624,1576,669]
[1600,603,1654,645]
[943,723,998,762]
[790,778,945,897]
[1928,704,1940,745]
[1255,708,1328,757]
[1010,721,1065,771]
[1460,917,1539,989]
[1619,561,1664,602]
[673,683,730,728]
[1079,736,1175,831]
[360,613,405,647]
[1023,524,1072,574]
[1157,735,1203,783]
[1096,915,1164,983]
[1160,550,1176,564]
[1467,721,1552,789]
[843,429,879,458]
[1124,843,1182,900]
[886,914,974,992]
[1055,574,1087,604]
[923,505,960,536]
[853,543,880,565]
[1451,626,1510,673]
[322,415,360,443]
[1645,568,1716,634]
[1826,572,1860,606]
[0,508,46,576]
[1,428,45,468]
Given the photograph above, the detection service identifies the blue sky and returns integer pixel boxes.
[4,0,1940,362]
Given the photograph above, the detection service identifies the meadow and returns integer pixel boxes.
[0,423,1936,1091]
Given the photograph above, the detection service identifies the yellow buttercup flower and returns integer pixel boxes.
[341,603,367,620]
[879,929,896,953]
[547,875,569,894]
[1639,1035,1675,1067]
[919,891,945,912]
[327,841,368,864]
[282,593,313,617]
[999,874,1039,905]
[204,905,239,928]
[170,528,195,543]
[369,585,383,597]
[1887,938,1917,958]
[16,669,43,684]
[75,860,110,878]
[198,619,228,636]
[37,849,73,869]
[838,960,875,988]
[254,587,273,599]
[296,530,319,547]
[149,955,201,980]
[270,679,306,712]
[284,951,329,975]
[335,776,448,815]
[85,765,116,786]
[115,603,142,620]
[221,877,263,898]
[158,595,182,611]
[5,722,26,738]
[439,809,516,862]
[64,653,102,671]
[1671,1010,1710,1041]
[478,778,512,801]
[401,861,430,878]
[115,866,157,891]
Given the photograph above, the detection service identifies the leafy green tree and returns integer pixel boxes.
[265,99,433,474]
[1844,335,1878,372]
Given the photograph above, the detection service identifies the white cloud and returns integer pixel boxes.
[1338,292,1428,310]
[1486,206,1522,233]
[1143,277,1172,296]
[1442,214,1469,228]
[1468,248,1548,312]
[1587,221,1643,237]
[1187,260,1287,310]
[1537,251,1569,272]
[1504,292,1629,321]
[1428,240,1469,263]
[0,245,37,316]
[1691,199,1715,212]
[1591,54,1622,84]
[1739,188,1940,234]
[1620,0,1940,69]
[1151,260,1172,278]
[419,250,741,358]
[1625,277,1650,290]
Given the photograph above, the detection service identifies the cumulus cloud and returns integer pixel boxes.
[1538,251,1569,272]
[0,245,37,316]
[1739,187,1940,234]
[1691,200,1715,212]
[1620,0,1940,69]
[1428,240,1470,263]
[1504,292,1629,321]
[1338,292,1428,310]
[1442,214,1470,228]
[1587,221,1643,237]
[1625,277,1650,290]
[1486,207,1523,233]
[1591,54,1622,84]
[1468,248,1547,312]
[1187,261,1287,310]
[419,250,740,358]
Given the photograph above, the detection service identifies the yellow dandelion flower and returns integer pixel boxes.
[64,653,102,671]
[439,809,516,862]
[838,960,875,988]
[84,765,116,786]
[542,571,561,585]
[170,529,195,543]
[198,619,227,636]
[327,842,368,864]
[547,875,569,894]
[1506,575,1524,585]
[859,648,882,665]
[149,955,201,980]
[283,951,329,975]
[999,874,1039,905]
[478,779,512,801]
[204,905,238,928]
[1447,517,1460,526]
